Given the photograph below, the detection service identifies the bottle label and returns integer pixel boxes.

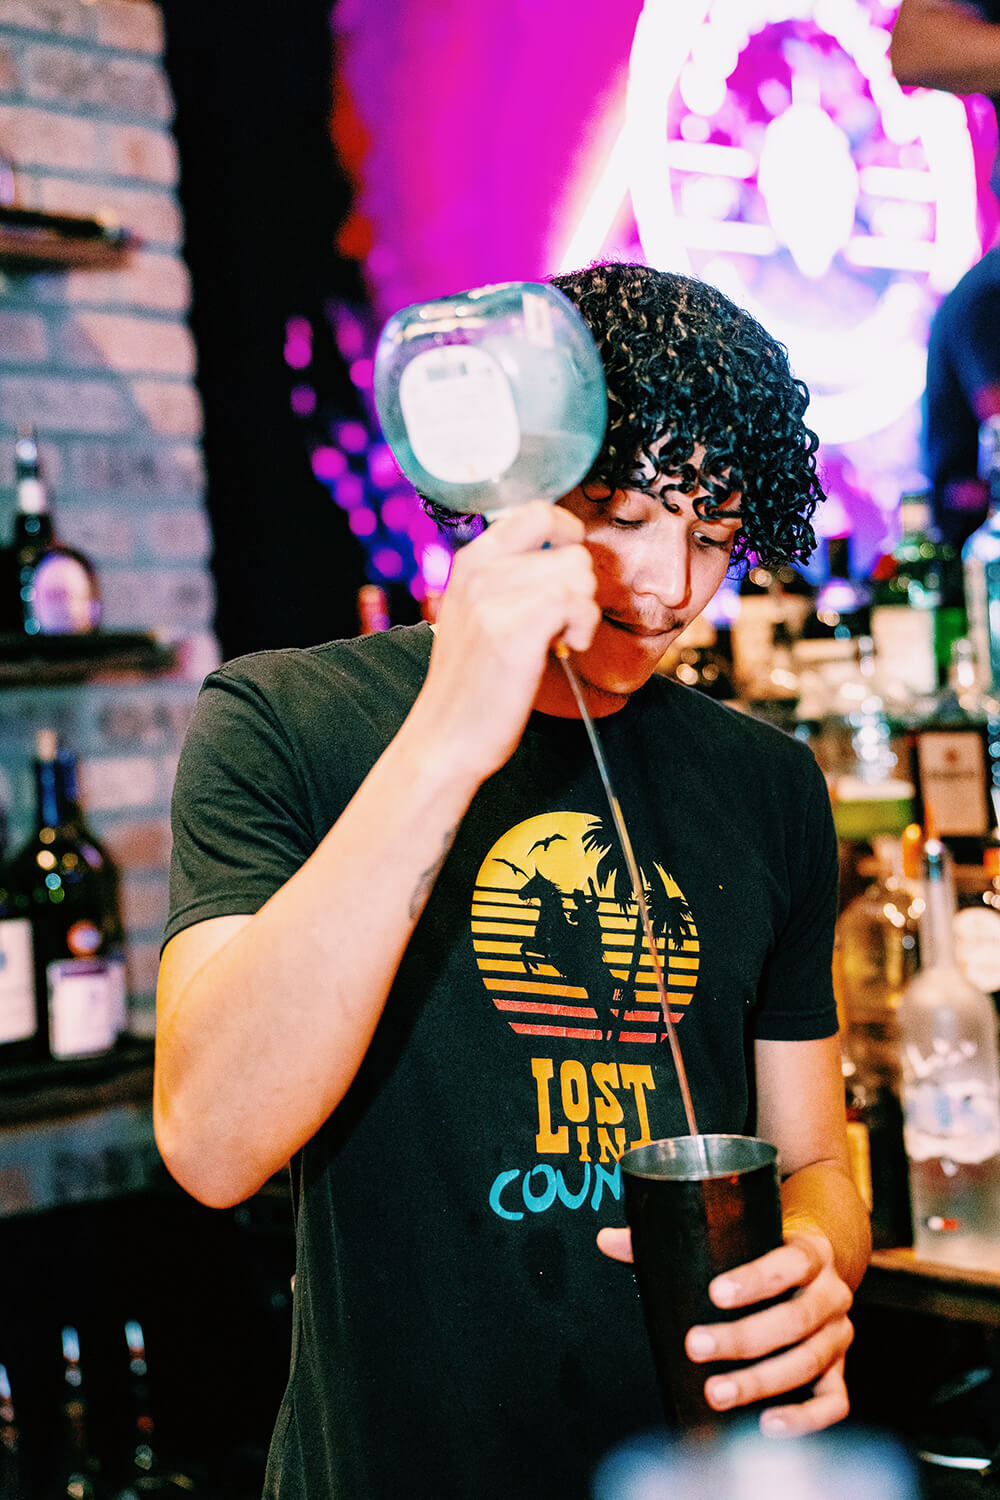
[903,1078,1000,1163]
[398,345,520,484]
[914,730,990,837]
[0,918,35,1046]
[47,958,121,1059]
[870,605,936,696]
[31,552,100,634]
[954,906,1000,995]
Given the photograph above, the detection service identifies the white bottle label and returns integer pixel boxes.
[47,958,119,1059]
[398,344,520,484]
[0,918,35,1045]
[870,604,936,696]
[915,730,990,837]
[954,906,1000,995]
[903,1076,1000,1164]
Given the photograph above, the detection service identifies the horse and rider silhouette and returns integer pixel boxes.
[496,848,695,1042]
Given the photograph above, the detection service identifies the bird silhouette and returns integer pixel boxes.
[528,833,567,856]
[495,858,528,879]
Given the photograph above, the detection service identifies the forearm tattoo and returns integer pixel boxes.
[409,825,458,921]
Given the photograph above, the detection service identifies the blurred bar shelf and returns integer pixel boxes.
[0,629,177,685]
[0,1038,160,1217]
[0,204,140,270]
[862,1246,1000,1326]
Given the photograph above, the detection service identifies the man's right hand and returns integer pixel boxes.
[409,500,601,786]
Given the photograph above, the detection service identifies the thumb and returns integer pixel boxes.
[597,1226,634,1263]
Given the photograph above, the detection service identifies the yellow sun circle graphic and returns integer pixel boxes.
[471,812,700,1044]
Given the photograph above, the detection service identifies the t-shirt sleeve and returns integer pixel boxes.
[163,668,323,947]
[753,748,840,1042]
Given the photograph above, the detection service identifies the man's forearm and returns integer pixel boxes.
[891,0,1000,96]
[780,1161,872,1292]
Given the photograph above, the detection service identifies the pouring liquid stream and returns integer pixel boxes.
[553,642,704,1159]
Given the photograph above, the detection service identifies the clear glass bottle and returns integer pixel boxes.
[57,1325,101,1500]
[10,428,101,637]
[834,834,918,1247]
[0,1362,28,1500]
[3,731,126,1061]
[898,834,1000,1263]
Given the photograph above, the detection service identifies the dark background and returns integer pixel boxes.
[158,0,367,662]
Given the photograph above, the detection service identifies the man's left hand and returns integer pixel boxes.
[596,1224,854,1435]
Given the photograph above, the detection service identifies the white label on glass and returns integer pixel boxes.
[521,290,555,347]
[0,918,35,1045]
[398,345,520,483]
[870,604,936,696]
[904,1077,1000,1163]
[32,552,99,634]
[47,958,118,1059]
[954,906,1000,995]
[916,730,990,837]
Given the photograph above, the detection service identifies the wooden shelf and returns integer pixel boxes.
[0,204,140,271]
[0,630,176,686]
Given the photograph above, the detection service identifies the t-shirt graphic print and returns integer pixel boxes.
[472,811,699,1045]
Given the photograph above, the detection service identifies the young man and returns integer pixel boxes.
[155,262,870,1499]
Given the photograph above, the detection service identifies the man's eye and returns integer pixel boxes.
[694,532,733,550]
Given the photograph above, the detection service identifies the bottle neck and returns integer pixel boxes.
[920,838,958,968]
[34,754,76,832]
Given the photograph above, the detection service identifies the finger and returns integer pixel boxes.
[596,1227,633,1263]
[701,1316,854,1415]
[475,498,585,555]
[708,1239,824,1310]
[758,1361,851,1438]
[689,1274,853,1364]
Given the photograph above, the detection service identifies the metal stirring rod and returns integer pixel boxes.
[553,641,703,1147]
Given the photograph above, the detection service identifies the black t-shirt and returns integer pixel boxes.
[165,624,839,1500]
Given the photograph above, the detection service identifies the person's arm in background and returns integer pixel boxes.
[154,502,600,1210]
[891,0,1000,94]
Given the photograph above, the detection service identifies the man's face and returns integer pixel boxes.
[554,449,742,710]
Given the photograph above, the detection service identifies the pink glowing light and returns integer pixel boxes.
[290,385,316,416]
[381,494,415,532]
[334,473,365,509]
[349,506,377,537]
[349,357,374,389]
[373,546,404,578]
[312,446,348,481]
[337,421,370,454]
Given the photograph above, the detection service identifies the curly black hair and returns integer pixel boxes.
[426,261,825,567]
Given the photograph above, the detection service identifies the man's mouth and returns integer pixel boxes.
[601,613,679,640]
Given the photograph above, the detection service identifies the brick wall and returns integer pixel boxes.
[0,0,216,1033]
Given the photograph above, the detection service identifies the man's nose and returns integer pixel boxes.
[631,533,692,610]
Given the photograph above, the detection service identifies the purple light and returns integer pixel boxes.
[334,313,366,360]
[286,316,312,341]
[349,357,374,389]
[334,473,365,509]
[312,446,348,481]
[368,444,401,490]
[372,546,404,579]
[381,494,414,533]
[420,542,453,592]
[348,506,377,537]
[285,339,312,370]
[290,385,317,416]
[337,420,370,454]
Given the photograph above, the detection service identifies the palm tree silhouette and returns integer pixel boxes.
[582,817,659,1006]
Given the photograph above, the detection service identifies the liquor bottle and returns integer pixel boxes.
[905,637,1000,866]
[0,801,40,1067]
[898,833,1000,1263]
[953,840,1000,1009]
[2,732,125,1061]
[0,1363,27,1500]
[8,428,101,637]
[961,414,1000,691]
[659,615,737,703]
[834,835,917,1247]
[57,1325,102,1500]
[828,638,915,844]
[111,1319,193,1497]
[870,494,965,699]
